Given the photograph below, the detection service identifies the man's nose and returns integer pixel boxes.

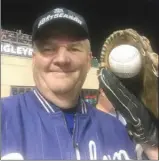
[52,47,71,66]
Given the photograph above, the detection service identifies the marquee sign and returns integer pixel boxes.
[1,42,33,57]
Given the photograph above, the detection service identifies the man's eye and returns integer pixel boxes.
[44,48,52,51]
[43,48,56,52]
[69,47,81,52]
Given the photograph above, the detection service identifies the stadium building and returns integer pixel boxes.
[1,29,99,105]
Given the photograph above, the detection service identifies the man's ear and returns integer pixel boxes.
[88,52,93,69]
[32,51,35,57]
[32,52,36,67]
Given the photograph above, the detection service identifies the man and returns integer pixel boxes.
[1,7,137,160]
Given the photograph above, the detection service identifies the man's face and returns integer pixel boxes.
[32,32,92,95]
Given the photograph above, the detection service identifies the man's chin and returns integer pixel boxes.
[45,77,80,94]
[49,83,75,94]
[50,87,72,94]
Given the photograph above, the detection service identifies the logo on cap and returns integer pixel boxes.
[54,8,64,14]
[37,9,83,28]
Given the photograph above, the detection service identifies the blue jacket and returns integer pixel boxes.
[1,89,137,160]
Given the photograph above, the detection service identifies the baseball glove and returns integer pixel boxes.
[98,68,158,146]
[99,28,158,118]
[98,29,158,146]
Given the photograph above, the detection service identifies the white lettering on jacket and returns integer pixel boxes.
[1,141,130,160]
[1,153,24,160]
[88,140,130,160]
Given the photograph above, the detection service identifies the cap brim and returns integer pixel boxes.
[32,18,89,41]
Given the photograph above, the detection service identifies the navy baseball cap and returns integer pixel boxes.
[32,7,89,41]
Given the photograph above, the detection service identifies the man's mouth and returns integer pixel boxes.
[53,71,73,74]
[49,71,74,77]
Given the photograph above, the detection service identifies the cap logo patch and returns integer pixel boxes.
[38,11,82,28]
[54,8,64,13]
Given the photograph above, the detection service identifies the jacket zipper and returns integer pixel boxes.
[72,114,80,160]
[62,113,80,160]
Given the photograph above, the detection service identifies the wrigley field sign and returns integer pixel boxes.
[1,42,33,57]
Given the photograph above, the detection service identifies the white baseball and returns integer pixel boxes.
[108,44,142,78]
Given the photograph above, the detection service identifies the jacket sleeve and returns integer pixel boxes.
[1,97,24,160]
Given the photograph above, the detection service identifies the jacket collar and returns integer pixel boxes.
[33,88,87,114]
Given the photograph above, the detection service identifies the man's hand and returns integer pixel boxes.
[98,68,158,147]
